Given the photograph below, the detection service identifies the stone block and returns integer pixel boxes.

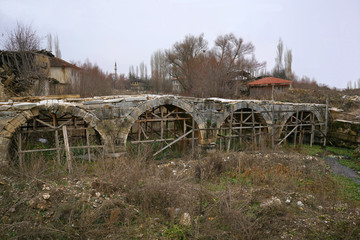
[104,98,124,103]
[21,110,34,120]
[31,108,39,116]
[0,111,17,118]
[5,123,16,133]
[13,103,37,110]
[124,96,147,102]
[9,114,26,128]
[0,105,11,111]
[83,100,104,105]
[0,130,12,138]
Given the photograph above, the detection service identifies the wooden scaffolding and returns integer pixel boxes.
[12,111,104,169]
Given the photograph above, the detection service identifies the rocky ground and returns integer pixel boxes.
[1,148,360,239]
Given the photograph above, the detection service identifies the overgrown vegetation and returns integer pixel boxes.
[1,148,359,239]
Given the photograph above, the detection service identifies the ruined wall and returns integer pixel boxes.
[0,95,327,165]
[329,120,360,148]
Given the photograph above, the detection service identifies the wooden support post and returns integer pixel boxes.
[323,97,329,147]
[259,123,262,146]
[161,107,164,140]
[294,109,299,146]
[251,108,256,148]
[298,111,304,145]
[52,114,61,165]
[227,108,233,153]
[18,131,23,170]
[310,112,315,147]
[240,110,243,145]
[219,128,222,150]
[271,105,275,149]
[86,128,91,162]
[192,113,195,155]
[62,125,72,174]
[138,121,141,156]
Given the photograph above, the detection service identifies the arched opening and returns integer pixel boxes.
[218,108,268,151]
[126,104,199,158]
[10,110,104,167]
[280,111,321,145]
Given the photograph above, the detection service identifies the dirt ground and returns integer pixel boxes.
[1,149,359,239]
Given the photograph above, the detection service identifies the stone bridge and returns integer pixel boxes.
[0,94,327,165]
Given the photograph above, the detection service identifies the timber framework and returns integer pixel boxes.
[0,94,328,165]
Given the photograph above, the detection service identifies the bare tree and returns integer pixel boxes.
[166,34,208,92]
[284,49,293,79]
[275,38,283,72]
[150,50,170,93]
[54,34,61,58]
[3,22,41,51]
[165,33,263,97]
[79,60,113,97]
[46,33,52,52]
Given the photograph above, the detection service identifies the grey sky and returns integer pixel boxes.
[1,0,359,89]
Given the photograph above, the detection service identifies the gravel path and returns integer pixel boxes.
[322,155,360,185]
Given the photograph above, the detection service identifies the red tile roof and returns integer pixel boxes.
[49,57,80,69]
[248,77,292,86]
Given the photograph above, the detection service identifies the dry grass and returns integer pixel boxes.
[1,149,360,239]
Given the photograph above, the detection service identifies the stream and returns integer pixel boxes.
[321,155,360,185]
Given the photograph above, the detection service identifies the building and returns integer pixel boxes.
[248,77,292,98]
[0,50,59,100]
[171,78,184,93]
[49,57,81,94]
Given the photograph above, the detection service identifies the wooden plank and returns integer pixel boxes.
[86,128,91,162]
[294,108,299,146]
[18,132,23,170]
[192,114,195,154]
[323,97,329,146]
[35,118,56,129]
[227,108,233,152]
[153,130,192,157]
[310,112,315,147]
[251,108,255,146]
[52,114,61,165]
[19,148,58,153]
[271,105,274,148]
[278,125,298,145]
[136,117,191,122]
[62,126,72,174]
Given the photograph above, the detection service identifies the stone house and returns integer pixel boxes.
[0,50,59,100]
[49,57,81,94]
[171,78,183,93]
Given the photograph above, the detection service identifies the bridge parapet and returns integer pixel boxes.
[0,94,327,165]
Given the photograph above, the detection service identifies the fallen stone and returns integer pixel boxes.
[260,197,282,208]
[42,193,50,200]
[180,212,191,226]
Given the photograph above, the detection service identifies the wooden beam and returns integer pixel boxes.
[153,130,192,157]
[62,126,72,174]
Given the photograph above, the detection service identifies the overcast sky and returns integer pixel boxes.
[1,0,359,89]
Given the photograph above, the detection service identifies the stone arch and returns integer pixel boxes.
[218,101,271,128]
[216,102,270,150]
[0,102,107,165]
[122,96,206,146]
[278,106,323,138]
[279,107,323,145]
